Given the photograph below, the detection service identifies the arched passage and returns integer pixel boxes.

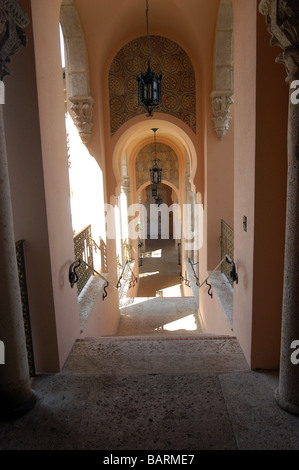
[111,117,199,199]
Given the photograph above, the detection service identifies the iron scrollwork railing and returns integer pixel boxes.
[183,258,213,298]
[69,257,138,300]
[15,241,35,377]
[69,258,115,301]
[184,254,238,299]
[91,237,108,273]
[73,225,94,295]
[220,220,235,286]
[116,260,138,290]
[180,271,191,288]
[188,258,199,286]
[116,261,128,289]
[138,241,143,267]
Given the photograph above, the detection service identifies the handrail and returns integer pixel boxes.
[180,271,191,288]
[117,259,138,289]
[69,258,116,301]
[186,254,238,299]
[69,258,114,288]
[69,257,138,300]
[90,238,101,252]
[225,254,238,284]
[117,260,129,288]
[188,258,199,286]
[126,260,138,289]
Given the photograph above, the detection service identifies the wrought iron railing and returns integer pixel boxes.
[15,240,35,377]
[70,227,137,300]
[138,241,143,267]
[184,253,238,300]
[91,237,108,273]
[73,225,94,295]
[220,220,234,286]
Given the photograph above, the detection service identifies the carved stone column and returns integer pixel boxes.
[259,0,299,414]
[210,91,234,140]
[69,96,94,145]
[0,0,36,417]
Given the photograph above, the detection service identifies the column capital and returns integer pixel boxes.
[0,0,29,80]
[259,0,299,81]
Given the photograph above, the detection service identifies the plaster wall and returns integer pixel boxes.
[251,11,287,369]
[206,96,235,271]
[233,0,258,366]
[233,0,287,368]
[30,0,81,370]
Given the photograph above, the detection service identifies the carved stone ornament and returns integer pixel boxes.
[0,0,29,80]
[259,0,299,81]
[210,91,234,140]
[121,176,130,195]
[69,96,95,145]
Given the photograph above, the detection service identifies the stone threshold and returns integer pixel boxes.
[77,335,237,342]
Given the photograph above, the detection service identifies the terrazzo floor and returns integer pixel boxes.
[1,336,299,451]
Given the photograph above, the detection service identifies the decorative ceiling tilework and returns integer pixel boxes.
[109,36,196,135]
[136,142,179,190]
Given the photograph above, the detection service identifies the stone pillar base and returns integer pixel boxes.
[274,388,299,415]
[0,390,36,419]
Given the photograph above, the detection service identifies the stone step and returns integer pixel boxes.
[62,336,249,376]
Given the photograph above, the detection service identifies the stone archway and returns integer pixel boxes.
[60,0,94,144]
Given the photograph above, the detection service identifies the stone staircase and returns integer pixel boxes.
[63,294,249,376]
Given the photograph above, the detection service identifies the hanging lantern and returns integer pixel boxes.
[150,161,162,185]
[149,128,162,185]
[137,0,162,117]
[152,185,158,197]
[155,196,163,207]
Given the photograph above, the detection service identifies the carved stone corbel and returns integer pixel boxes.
[69,96,94,145]
[259,0,299,82]
[210,90,234,140]
[0,0,29,80]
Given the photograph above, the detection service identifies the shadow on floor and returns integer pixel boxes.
[137,239,188,298]
[117,297,203,337]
